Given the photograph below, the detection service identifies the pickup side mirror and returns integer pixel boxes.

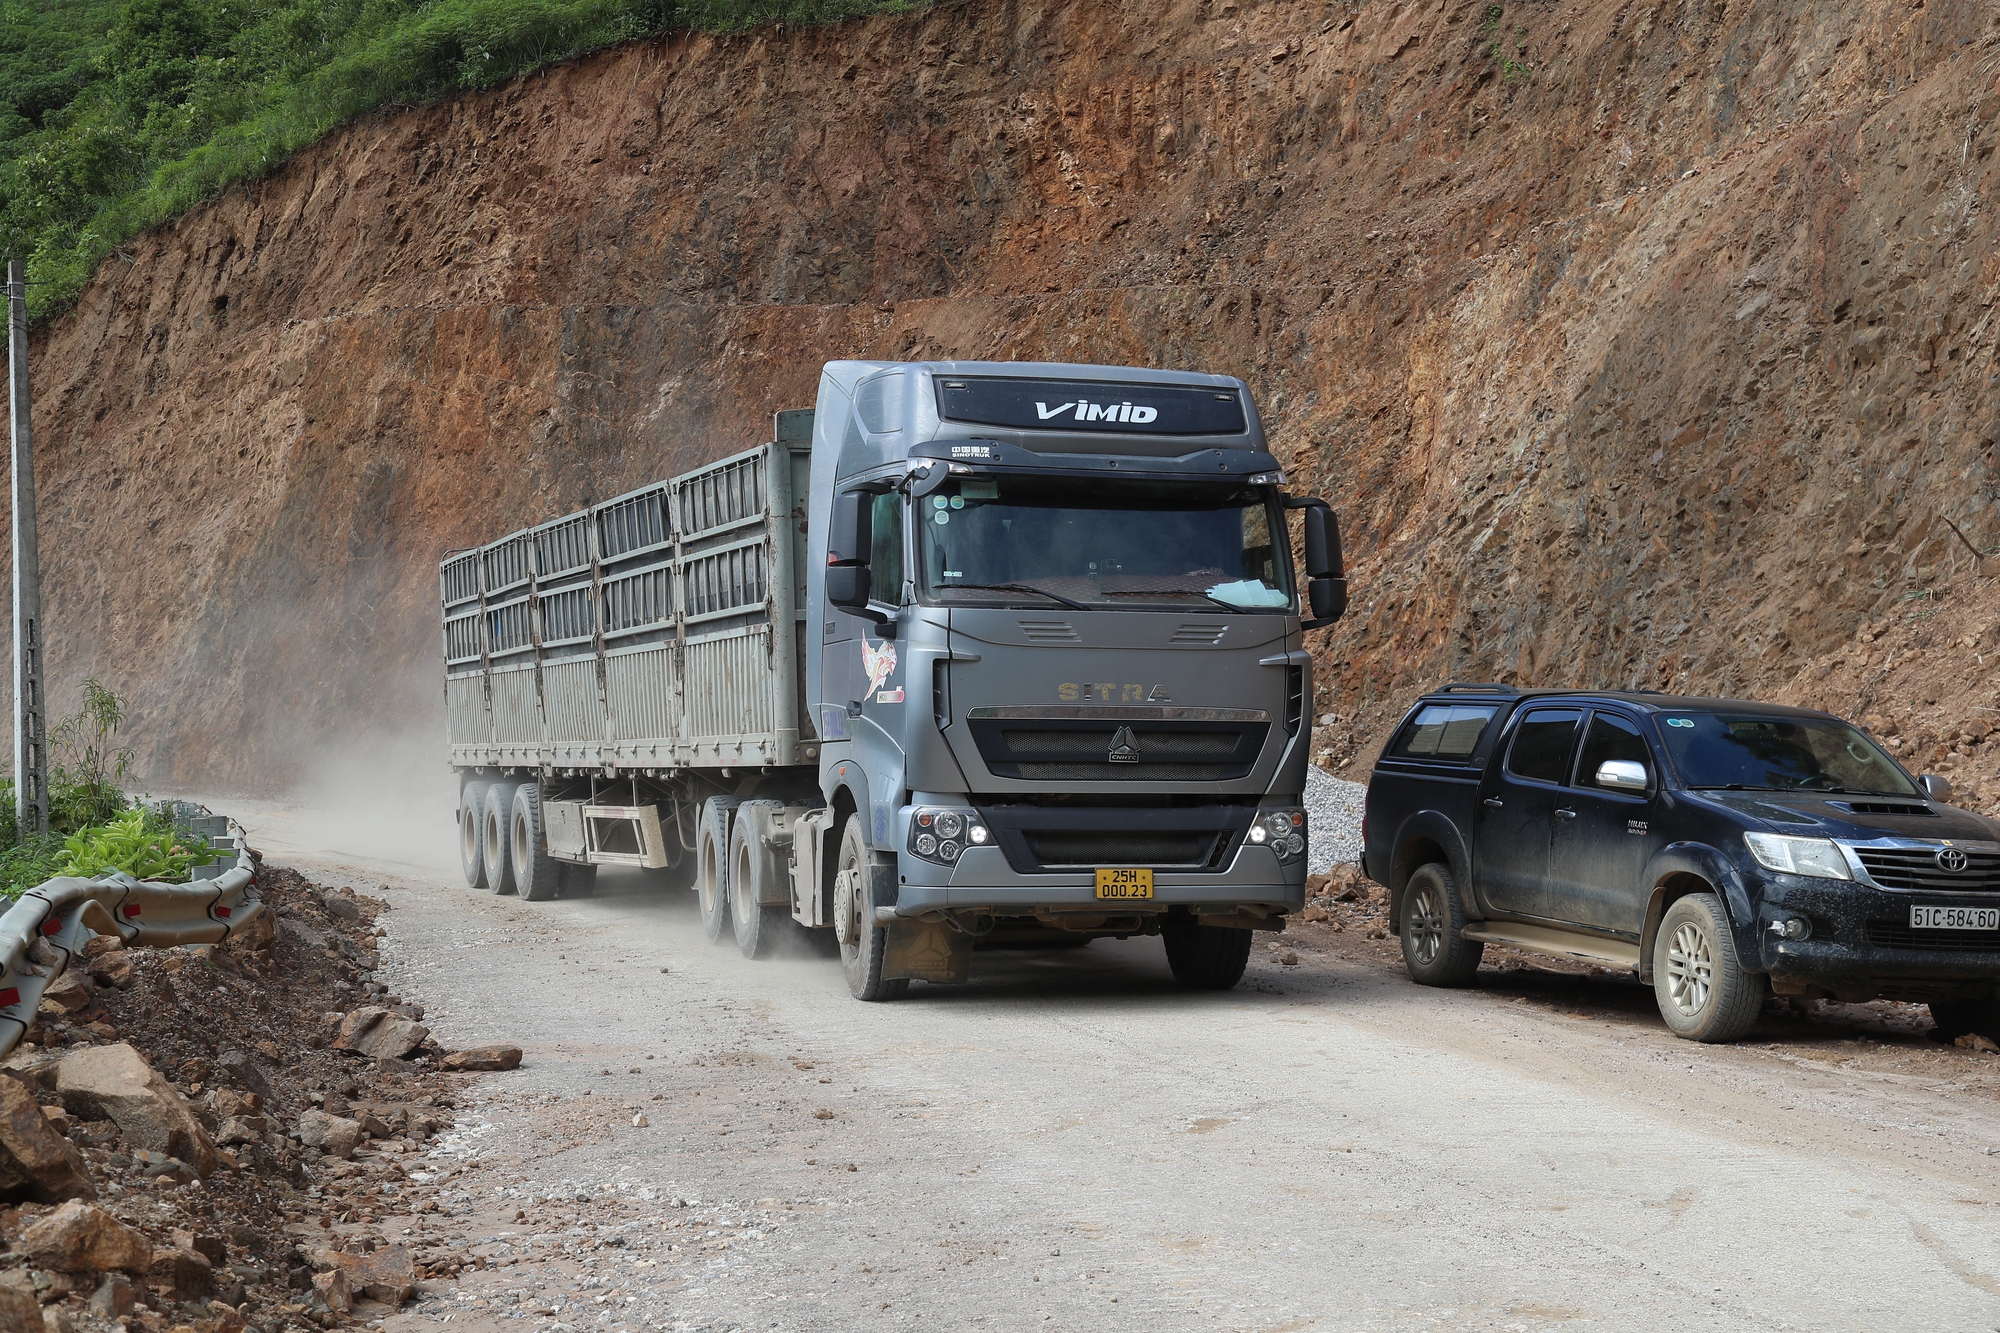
[1596,759,1650,792]
[1922,773,1953,803]
[1290,499,1347,629]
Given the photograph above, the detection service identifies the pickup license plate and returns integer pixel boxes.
[1911,905,2000,931]
[1095,868,1153,900]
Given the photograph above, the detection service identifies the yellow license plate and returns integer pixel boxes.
[1095,868,1154,900]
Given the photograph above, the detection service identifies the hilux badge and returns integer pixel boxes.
[1108,726,1141,763]
[1937,847,1969,873]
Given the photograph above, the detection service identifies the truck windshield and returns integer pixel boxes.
[1660,713,1919,796]
[915,476,1290,612]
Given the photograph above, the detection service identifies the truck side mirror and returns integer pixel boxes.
[825,563,872,610]
[1294,500,1347,629]
[829,489,872,566]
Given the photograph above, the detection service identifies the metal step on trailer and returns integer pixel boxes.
[1460,923,1641,971]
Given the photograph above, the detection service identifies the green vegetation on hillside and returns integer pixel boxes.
[0,0,927,319]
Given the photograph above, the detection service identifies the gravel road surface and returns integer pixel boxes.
[223,793,2000,1333]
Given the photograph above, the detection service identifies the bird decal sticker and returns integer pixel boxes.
[863,637,898,696]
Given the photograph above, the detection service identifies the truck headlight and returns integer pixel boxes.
[1254,809,1308,863]
[910,807,989,866]
[1744,833,1851,881]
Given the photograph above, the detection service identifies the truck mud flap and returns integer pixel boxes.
[882,918,971,984]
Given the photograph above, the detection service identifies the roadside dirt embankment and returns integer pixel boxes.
[20,0,2000,792]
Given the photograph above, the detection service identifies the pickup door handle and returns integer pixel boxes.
[1555,808,1578,820]
[1483,798,1504,809]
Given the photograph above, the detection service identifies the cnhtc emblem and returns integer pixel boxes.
[1107,726,1141,764]
[1936,846,1969,873]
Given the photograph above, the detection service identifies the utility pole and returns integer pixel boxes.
[6,261,46,837]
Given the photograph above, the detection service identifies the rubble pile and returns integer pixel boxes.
[0,865,515,1333]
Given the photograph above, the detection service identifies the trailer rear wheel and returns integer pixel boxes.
[730,802,790,960]
[511,785,563,902]
[696,797,741,946]
[459,780,491,888]
[482,783,520,896]
[835,817,906,1001]
[562,864,599,898]
[1161,915,1252,990]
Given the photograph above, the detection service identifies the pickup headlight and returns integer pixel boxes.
[1249,808,1308,862]
[909,807,989,866]
[1743,833,1851,881]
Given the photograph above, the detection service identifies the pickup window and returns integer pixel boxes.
[1575,712,1650,788]
[1505,709,1582,784]
[1388,704,1497,760]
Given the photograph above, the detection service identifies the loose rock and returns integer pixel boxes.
[55,1043,218,1175]
[21,1201,154,1273]
[440,1044,522,1072]
[0,1073,95,1202]
[0,1285,37,1333]
[38,973,94,1016]
[295,1108,364,1159]
[311,1267,353,1314]
[325,1243,417,1303]
[332,1007,429,1061]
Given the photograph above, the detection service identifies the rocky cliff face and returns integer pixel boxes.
[22,0,2000,795]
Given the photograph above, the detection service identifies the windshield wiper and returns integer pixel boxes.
[1687,784,1785,791]
[943,582,1091,612]
[1102,587,1246,613]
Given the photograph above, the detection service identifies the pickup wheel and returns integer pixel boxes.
[834,816,907,1001]
[458,780,491,889]
[511,785,563,902]
[1929,996,2000,1042]
[481,783,520,896]
[1400,863,1485,987]
[696,797,741,946]
[1161,916,1252,990]
[1653,893,1766,1043]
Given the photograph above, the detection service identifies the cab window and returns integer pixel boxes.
[870,493,904,603]
[1505,709,1582,785]
[1575,712,1650,789]
[1390,704,1498,761]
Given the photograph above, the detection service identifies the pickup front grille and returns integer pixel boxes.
[1864,922,2000,952]
[1854,847,2000,892]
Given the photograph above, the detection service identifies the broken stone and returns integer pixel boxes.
[206,1302,246,1333]
[223,906,275,955]
[332,1008,429,1061]
[214,1117,260,1147]
[440,1045,522,1072]
[0,1285,38,1333]
[325,1244,416,1304]
[21,1202,153,1273]
[77,936,121,961]
[0,1074,94,1203]
[37,974,93,1017]
[214,1049,270,1101]
[310,1267,352,1314]
[211,1088,262,1117]
[358,1112,391,1140]
[42,1306,75,1333]
[294,1110,363,1160]
[0,1051,61,1092]
[321,893,360,922]
[55,1045,217,1176]
[1954,1033,2000,1054]
[131,1150,194,1183]
[145,1246,212,1299]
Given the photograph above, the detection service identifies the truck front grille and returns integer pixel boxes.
[976,802,1256,875]
[1024,831,1222,869]
[969,717,1265,782]
[1855,848,2000,892]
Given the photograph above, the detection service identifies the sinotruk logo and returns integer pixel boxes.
[1034,399,1160,424]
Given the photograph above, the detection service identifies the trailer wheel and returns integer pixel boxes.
[835,816,906,1001]
[511,785,563,902]
[696,797,741,946]
[482,783,519,896]
[562,864,599,898]
[1160,914,1252,990]
[1653,893,1765,1043]
[729,802,791,960]
[459,779,491,889]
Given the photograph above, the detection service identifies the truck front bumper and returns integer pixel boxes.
[893,843,1305,917]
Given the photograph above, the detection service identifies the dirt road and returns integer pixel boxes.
[232,798,2000,1332]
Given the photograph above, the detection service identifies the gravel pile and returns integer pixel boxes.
[1305,764,1367,874]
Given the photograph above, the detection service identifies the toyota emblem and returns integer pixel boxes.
[1937,847,1970,873]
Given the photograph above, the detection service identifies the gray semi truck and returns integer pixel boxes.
[441,359,1347,999]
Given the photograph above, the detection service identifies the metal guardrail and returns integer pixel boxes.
[0,811,264,1059]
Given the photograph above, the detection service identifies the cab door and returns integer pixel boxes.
[1474,708,1582,920]
[1544,708,1660,934]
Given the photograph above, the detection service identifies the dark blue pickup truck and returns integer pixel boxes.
[1362,685,2000,1042]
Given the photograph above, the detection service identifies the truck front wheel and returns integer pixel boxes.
[1653,893,1765,1043]
[1161,915,1252,990]
[834,817,906,1002]
[1400,863,1484,987]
